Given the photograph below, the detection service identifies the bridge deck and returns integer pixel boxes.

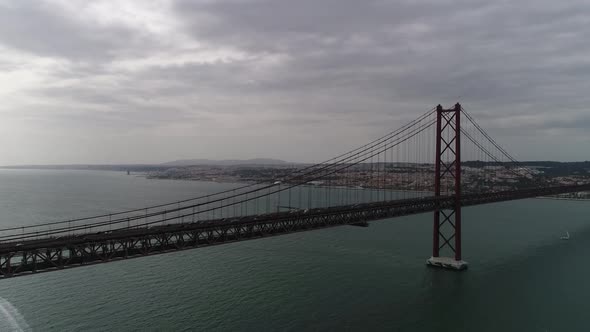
[0,184,588,278]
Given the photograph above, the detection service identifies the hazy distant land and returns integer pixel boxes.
[1,160,589,197]
[0,158,292,172]
[161,158,288,166]
[1,160,589,177]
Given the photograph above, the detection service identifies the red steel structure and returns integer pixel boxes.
[2,101,587,277]
[3,183,590,277]
[432,103,463,265]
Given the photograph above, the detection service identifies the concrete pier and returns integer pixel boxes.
[426,256,468,271]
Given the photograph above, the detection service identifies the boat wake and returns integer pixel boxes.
[0,297,31,332]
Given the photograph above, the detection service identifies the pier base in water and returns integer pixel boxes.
[426,256,468,271]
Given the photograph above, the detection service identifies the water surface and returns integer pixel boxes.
[0,169,587,331]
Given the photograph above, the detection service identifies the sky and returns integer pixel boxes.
[0,0,589,165]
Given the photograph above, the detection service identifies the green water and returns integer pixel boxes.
[0,170,588,331]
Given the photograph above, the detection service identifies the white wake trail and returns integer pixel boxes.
[0,297,31,332]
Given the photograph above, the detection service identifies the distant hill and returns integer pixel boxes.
[0,159,291,170]
[160,158,289,166]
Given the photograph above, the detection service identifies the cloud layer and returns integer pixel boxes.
[0,0,589,164]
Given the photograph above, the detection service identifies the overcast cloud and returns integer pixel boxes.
[0,0,589,164]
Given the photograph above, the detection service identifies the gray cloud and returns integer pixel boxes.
[0,0,589,164]
[0,1,142,60]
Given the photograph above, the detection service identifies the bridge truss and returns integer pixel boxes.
[0,104,586,278]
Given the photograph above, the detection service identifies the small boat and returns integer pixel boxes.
[560,231,570,240]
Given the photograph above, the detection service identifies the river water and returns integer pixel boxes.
[0,169,588,331]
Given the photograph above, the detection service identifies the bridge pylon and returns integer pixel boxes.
[427,103,468,270]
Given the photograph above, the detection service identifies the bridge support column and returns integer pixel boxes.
[427,103,468,271]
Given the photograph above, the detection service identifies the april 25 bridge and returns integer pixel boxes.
[0,104,587,277]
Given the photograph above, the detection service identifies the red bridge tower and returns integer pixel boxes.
[427,103,468,270]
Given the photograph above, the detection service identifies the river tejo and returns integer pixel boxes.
[0,169,588,331]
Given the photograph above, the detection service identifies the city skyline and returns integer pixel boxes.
[1,0,589,165]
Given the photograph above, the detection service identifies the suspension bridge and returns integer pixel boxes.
[0,104,587,278]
